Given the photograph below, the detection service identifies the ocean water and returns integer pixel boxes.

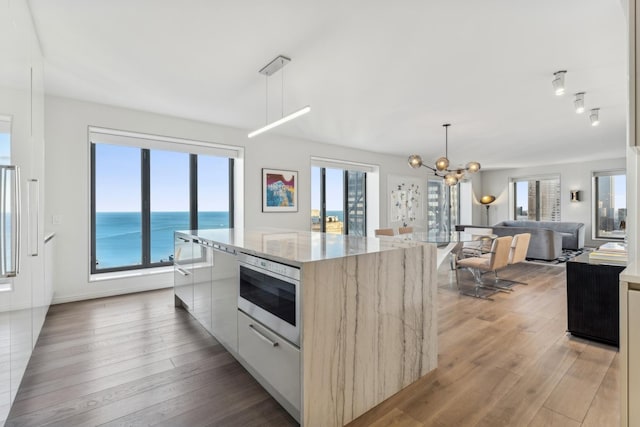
[95,211,229,269]
[96,210,345,270]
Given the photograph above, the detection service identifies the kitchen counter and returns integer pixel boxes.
[178,227,422,266]
[174,228,438,426]
[621,261,640,283]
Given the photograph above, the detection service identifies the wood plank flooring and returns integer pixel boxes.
[348,262,620,427]
[5,291,296,427]
[5,261,619,426]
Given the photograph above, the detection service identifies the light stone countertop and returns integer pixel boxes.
[176,228,428,265]
[621,261,640,283]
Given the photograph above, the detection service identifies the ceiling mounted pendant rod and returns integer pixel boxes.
[248,55,311,138]
[407,123,481,187]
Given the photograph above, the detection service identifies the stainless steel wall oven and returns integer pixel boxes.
[238,253,300,346]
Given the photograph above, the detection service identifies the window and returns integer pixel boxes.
[426,179,458,237]
[311,166,367,236]
[0,116,11,165]
[594,171,626,240]
[512,175,560,221]
[90,128,236,273]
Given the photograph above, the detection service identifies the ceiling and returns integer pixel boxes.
[27,0,627,170]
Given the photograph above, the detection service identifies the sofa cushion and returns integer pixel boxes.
[493,220,584,250]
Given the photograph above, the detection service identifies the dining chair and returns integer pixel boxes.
[398,226,413,234]
[460,227,494,258]
[374,228,395,237]
[455,236,512,300]
[491,233,531,287]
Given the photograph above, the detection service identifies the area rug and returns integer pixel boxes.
[525,248,585,265]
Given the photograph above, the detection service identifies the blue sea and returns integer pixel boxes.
[96,210,345,269]
[95,211,229,269]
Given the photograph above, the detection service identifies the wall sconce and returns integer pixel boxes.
[570,190,581,202]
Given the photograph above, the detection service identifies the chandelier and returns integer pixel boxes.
[407,123,480,186]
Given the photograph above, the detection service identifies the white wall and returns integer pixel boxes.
[45,95,426,303]
[480,157,626,247]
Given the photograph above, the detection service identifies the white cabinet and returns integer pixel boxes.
[192,240,213,334]
[237,311,300,419]
[174,234,194,311]
[628,287,640,424]
[211,244,238,353]
[621,277,640,427]
[0,0,47,422]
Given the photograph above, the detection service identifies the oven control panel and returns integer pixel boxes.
[238,253,300,281]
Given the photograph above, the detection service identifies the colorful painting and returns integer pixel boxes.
[262,168,298,212]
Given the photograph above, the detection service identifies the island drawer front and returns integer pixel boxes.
[238,311,301,411]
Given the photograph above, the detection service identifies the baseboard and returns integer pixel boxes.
[52,283,174,305]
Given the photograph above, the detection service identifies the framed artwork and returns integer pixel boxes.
[387,175,424,227]
[262,168,298,212]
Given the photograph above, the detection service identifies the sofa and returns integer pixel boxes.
[491,220,585,261]
[456,221,585,261]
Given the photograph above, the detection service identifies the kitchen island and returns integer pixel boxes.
[174,228,437,426]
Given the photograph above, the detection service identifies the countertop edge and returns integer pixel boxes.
[621,261,640,283]
[176,229,431,266]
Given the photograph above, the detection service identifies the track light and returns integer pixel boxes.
[574,92,585,114]
[552,70,566,96]
[590,108,600,126]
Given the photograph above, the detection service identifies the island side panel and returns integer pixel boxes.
[301,244,437,426]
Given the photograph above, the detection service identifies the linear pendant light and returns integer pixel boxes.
[248,55,311,138]
[248,105,311,138]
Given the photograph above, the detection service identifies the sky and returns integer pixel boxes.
[0,133,11,164]
[311,166,345,212]
[95,143,229,212]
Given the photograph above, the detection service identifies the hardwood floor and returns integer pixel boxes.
[5,261,619,426]
[5,290,296,427]
[348,262,619,427]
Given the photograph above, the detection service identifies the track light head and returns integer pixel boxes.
[574,92,585,114]
[552,70,567,96]
[590,108,600,126]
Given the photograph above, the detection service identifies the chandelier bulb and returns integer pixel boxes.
[466,161,481,173]
[444,173,458,186]
[408,154,423,168]
[435,156,449,172]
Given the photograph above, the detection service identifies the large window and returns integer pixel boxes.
[512,175,561,221]
[0,116,11,165]
[594,171,626,240]
[311,166,367,236]
[426,179,458,237]
[91,129,235,273]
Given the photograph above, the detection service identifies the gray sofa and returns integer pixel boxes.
[491,220,585,261]
[456,220,584,261]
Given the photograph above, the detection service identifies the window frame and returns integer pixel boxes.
[90,131,235,274]
[426,178,459,235]
[311,166,368,236]
[510,174,561,222]
[592,169,626,241]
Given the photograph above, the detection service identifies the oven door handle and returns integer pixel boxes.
[249,323,279,347]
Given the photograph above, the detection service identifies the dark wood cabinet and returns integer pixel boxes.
[566,253,624,346]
